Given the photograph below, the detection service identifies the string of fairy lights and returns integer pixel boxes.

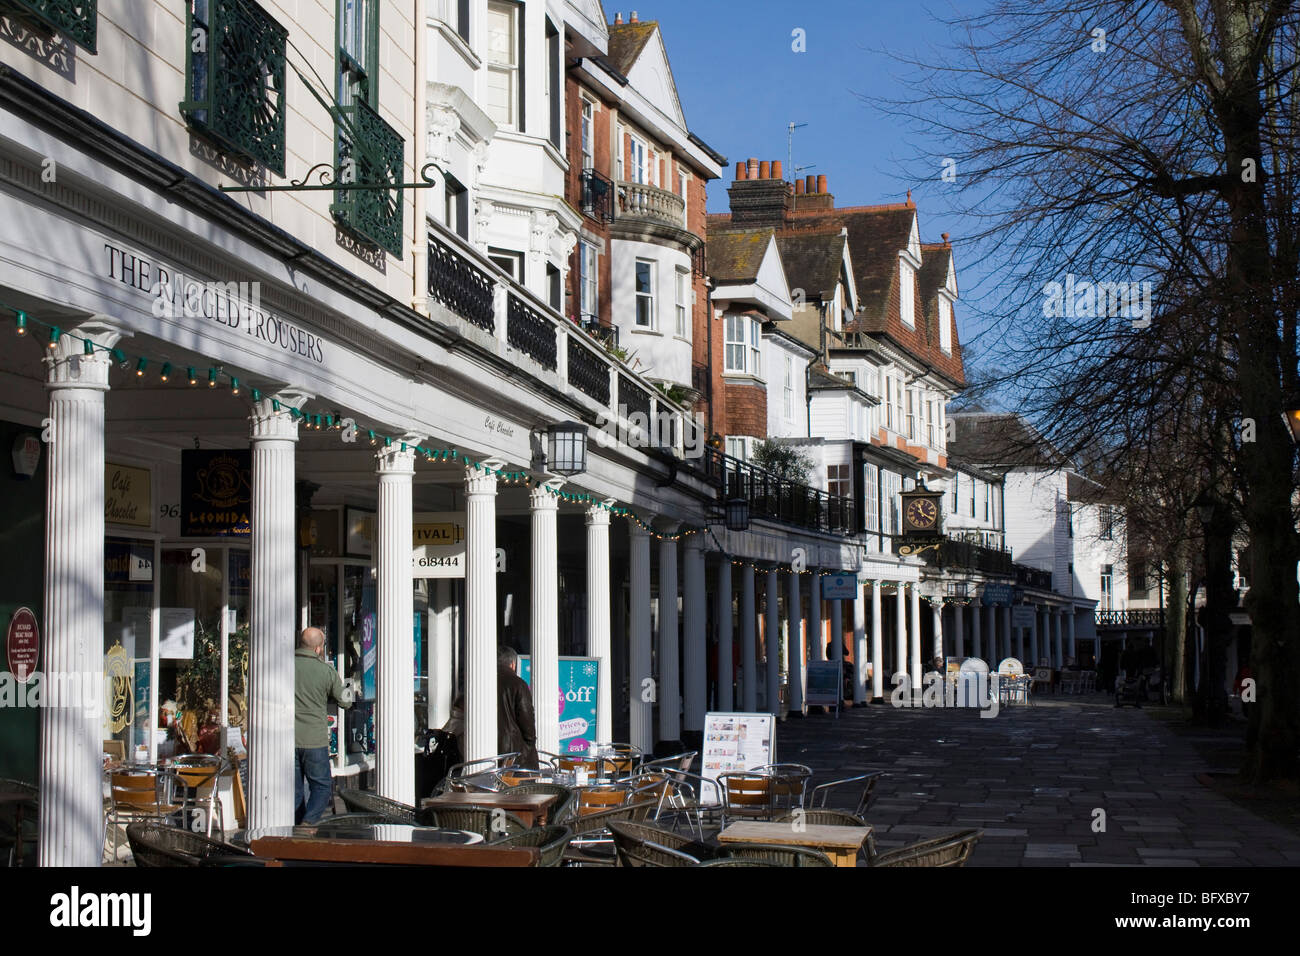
[9,304,715,543]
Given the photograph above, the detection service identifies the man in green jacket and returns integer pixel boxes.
[295,627,352,824]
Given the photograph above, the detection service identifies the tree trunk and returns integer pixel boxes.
[1164,548,1189,705]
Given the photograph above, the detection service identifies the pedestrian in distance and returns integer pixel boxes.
[294,627,354,825]
[497,646,539,768]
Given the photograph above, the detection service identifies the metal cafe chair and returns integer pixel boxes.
[172,754,228,838]
[808,771,885,818]
[105,768,183,862]
[716,771,776,828]
[749,763,812,810]
[437,753,522,794]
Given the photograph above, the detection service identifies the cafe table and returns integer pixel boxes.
[717,821,873,868]
[420,791,559,828]
[244,824,540,867]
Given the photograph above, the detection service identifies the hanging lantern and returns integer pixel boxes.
[725,497,750,532]
[547,421,589,476]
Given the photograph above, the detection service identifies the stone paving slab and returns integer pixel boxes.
[778,697,1300,867]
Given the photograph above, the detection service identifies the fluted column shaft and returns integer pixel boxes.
[741,565,757,711]
[429,579,455,731]
[247,393,305,830]
[657,529,681,743]
[628,524,652,753]
[809,573,823,662]
[530,485,560,756]
[585,506,612,743]
[1001,605,1011,662]
[464,466,499,762]
[852,584,867,704]
[972,600,983,662]
[895,585,907,683]
[376,442,416,804]
[909,584,922,690]
[682,538,706,732]
[1067,609,1077,661]
[40,327,118,866]
[953,604,965,659]
[787,569,804,714]
[764,569,780,716]
[870,580,884,700]
[1053,609,1064,668]
[717,559,734,710]
[932,601,944,665]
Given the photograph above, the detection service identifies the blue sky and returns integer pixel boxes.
[641,0,1001,371]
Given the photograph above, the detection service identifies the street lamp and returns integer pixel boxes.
[725,498,750,532]
[1284,397,1300,445]
[546,421,588,476]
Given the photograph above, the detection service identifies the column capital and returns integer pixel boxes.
[656,520,680,536]
[529,477,563,511]
[376,435,423,475]
[251,390,311,442]
[682,532,704,553]
[464,462,501,496]
[629,521,650,540]
[44,317,127,390]
[585,501,613,527]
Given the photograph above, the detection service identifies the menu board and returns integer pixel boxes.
[700,712,775,802]
[805,661,842,713]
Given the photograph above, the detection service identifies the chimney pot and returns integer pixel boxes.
[748,158,759,179]
[772,160,783,180]
[630,10,638,22]
[942,232,950,244]
[817,174,828,194]
[758,161,770,180]
[805,175,816,194]
[736,161,747,181]
[614,12,623,24]
[795,179,805,194]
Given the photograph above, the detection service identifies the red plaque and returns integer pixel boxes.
[6,607,39,683]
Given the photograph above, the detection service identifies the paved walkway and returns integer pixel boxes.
[779,695,1300,866]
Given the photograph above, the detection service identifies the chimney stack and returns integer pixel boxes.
[630,10,638,22]
[614,12,623,24]
[727,150,795,225]
[772,160,783,180]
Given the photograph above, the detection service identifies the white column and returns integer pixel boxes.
[931,600,944,666]
[530,482,561,758]
[870,580,884,700]
[895,584,907,684]
[657,528,681,744]
[909,584,923,690]
[1053,608,1064,669]
[830,597,843,667]
[717,558,734,710]
[852,584,867,704]
[376,439,417,804]
[429,579,454,731]
[464,464,500,762]
[628,524,653,753]
[953,604,965,659]
[39,323,119,867]
[1067,609,1077,661]
[741,565,757,711]
[246,390,307,831]
[1001,605,1012,663]
[1015,609,1025,661]
[971,600,982,662]
[809,573,823,662]
[765,569,780,717]
[682,536,707,733]
[585,505,612,743]
[787,568,804,715]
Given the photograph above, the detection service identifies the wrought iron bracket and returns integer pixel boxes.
[897,540,944,558]
[218,160,444,194]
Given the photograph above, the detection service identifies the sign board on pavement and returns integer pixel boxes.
[701,712,775,802]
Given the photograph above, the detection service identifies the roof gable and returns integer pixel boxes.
[613,23,687,129]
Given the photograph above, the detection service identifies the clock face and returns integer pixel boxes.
[905,497,939,530]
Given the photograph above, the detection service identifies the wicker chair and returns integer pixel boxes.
[808,772,884,818]
[775,808,868,828]
[608,820,713,867]
[125,823,253,867]
[419,806,529,839]
[719,842,835,867]
[866,829,983,867]
[562,800,656,866]
[488,824,573,867]
[696,857,781,867]
[337,789,418,824]
[500,782,576,824]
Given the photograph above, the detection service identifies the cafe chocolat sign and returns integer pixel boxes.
[103,242,326,365]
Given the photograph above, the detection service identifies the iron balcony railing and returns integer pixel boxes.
[567,336,609,405]
[579,168,615,223]
[8,0,98,53]
[331,99,406,257]
[1096,609,1166,628]
[697,448,856,536]
[428,232,495,332]
[917,538,1015,576]
[506,293,557,370]
[1015,564,1053,591]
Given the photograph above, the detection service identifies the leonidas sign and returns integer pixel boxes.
[7,608,39,683]
[412,513,466,579]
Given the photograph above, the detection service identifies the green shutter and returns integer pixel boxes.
[331,99,405,257]
[5,0,97,53]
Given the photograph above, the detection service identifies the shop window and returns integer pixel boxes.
[181,0,288,175]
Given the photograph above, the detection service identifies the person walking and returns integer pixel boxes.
[295,627,353,824]
[497,646,539,767]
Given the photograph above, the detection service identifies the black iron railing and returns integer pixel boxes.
[1015,564,1053,590]
[579,168,614,223]
[618,375,651,420]
[567,337,610,405]
[703,449,855,535]
[9,0,98,52]
[1096,609,1166,628]
[507,294,557,370]
[428,233,496,332]
[691,363,709,395]
[922,538,1014,576]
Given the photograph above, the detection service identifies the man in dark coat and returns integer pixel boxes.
[498,646,539,767]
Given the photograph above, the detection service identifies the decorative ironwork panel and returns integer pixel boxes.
[567,338,610,405]
[506,294,557,370]
[579,168,614,223]
[618,375,651,421]
[180,0,288,176]
[332,99,405,257]
[6,0,96,52]
[427,233,495,332]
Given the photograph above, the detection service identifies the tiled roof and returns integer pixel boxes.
[774,231,846,299]
[706,228,772,283]
[948,413,1068,469]
[607,21,657,75]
